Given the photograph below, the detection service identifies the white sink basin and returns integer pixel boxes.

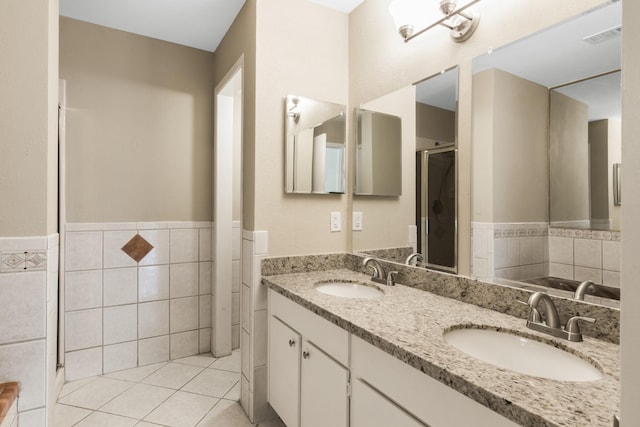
[314,281,383,299]
[444,328,603,382]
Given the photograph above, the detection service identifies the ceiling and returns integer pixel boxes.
[417,1,621,119]
[59,0,364,53]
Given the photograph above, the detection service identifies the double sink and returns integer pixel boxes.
[313,279,603,383]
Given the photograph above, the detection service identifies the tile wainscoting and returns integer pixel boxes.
[548,227,621,288]
[0,234,59,426]
[472,223,621,287]
[63,221,241,382]
[472,222,549,281]
[239,229,273,423]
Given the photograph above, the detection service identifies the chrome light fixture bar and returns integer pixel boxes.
[389,0,481,43]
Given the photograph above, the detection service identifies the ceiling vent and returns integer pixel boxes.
[583,25,622,44]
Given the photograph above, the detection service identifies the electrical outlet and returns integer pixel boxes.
[352,212,363,231]
[330,212,342,232]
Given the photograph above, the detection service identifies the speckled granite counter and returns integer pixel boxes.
[263,269,620,427]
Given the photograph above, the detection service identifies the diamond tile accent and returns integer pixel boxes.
[25,252,47,270]
[2,252,26,271]
[121,234,154,263]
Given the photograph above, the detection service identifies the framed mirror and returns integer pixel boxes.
[284,95,346,194]
[470,1,621,306]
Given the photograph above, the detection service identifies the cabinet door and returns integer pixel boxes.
[351,378,425,427]
[300,341,349,427]
[269,316,301,427]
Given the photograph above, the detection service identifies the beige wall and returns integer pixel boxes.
[349,0,606,275]
[492,69,549,223]
[549,91,589,224]
[622,1,640,422]
[589,120,610,222]
[214,0,257,229]
[253,0,349,256]
[353,85,416,251]
[416,102,455,148]
[471,69,495,223]
[60,18,215,223]
[472,69,548,224]
[0,0,58,236]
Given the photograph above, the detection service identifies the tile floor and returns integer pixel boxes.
[54,350,284,427]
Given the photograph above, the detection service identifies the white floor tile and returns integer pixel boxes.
[142,363,204,389]
[196,399,251,427]
[104,362,167,382]
[53,403,92,427]
[58,377,134,410]
[223,381,241,401]
[173,354,216,368]
[57,351,254,427]
[58,377,97,398]
[210,350,240,373]
[182,369,239,398]
[144,391,218,427]
[99,383,175,419]
[75,411,138,427]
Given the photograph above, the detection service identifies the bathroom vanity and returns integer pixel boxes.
[263,264,619,427]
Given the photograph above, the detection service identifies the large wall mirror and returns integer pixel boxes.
[285,95,346,194]
[470,1,621,307]
[352,68,459,274]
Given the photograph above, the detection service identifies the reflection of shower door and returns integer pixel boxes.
[420,148,456,271]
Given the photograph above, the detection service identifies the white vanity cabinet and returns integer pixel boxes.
[351,378,425,427]
[269,316,301,427]
[268,290,349,427]
[351,335,519,427]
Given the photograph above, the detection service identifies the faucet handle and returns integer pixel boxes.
[386,271,398,286]
[565,316,596,334]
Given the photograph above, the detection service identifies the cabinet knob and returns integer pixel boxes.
[288,339,296,347]
[302,351,310,359]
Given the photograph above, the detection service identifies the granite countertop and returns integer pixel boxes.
[263,269,620,427]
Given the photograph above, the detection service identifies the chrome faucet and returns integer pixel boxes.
[521,291,595,342]
[574,280,595,300]
[363,257,385,283]
[526,292,561,329]
[363,257,398,286]
[405,252,423,266]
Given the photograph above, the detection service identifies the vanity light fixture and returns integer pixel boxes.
[389,0,481,43]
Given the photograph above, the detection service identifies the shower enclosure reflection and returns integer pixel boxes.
[415,68,458,272]
[419,148,456,269]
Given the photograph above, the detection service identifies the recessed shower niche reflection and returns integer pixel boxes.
[285,95,346,194]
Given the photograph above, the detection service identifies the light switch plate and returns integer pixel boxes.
[352,212,363,231]
[330,212,341,232]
